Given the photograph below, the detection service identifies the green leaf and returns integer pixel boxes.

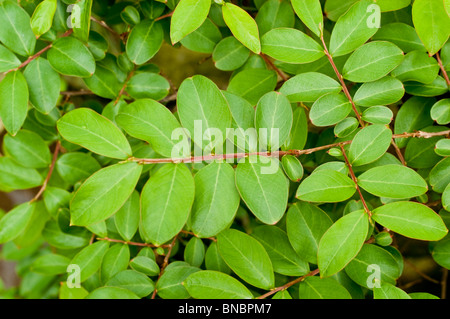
[279,72,341,103]
[86,287,139,299]
[348,124,393,166]
[184,237,205,268]
[126,19,163,65]
[43,187,71,218]
[435,139,450,157]
[324,0,359,22]
[0,157,43,190]
[24,57,60,114]
[0,202,35,244]
[42,221,91,250]
[189,162,240,238]
[431,99,450,125]
[334,117,359,138]
[329,0,380,57]
[430,236,450,269]
[56,152,101,185]
[180,18,222,54]
[130,256,160,276]
[344,244,401,289]
[59,282,89,299]
[114,190,140,242]
[0,1,36,57]
[217,229,274,289]
[126,73,170,100]
[0,44,21,72]
[170,0,211,44]
[213,36,250,71]
[298,277,352,299]
[252,225,309,276]
[57,108,132,160]
[412,0,450,56]
[342,41,404,83]
[391,51,439,84]
[318,210,369,277]
[141,164,195,246]
[353,76,405,107]
[282,107,308,151]
[31,0,57,38]
[286,202,333,264]
[256,0,295,36]
[177,75,231,151]
[361,106,393,125]
[156,263,200,299]
[184,270,253,299]
[70,162,142,226]
[372,23,425,53]
[296,169,356,203]
[255,91,293,150]
[106,270,155,298]
[47,36,95,77]
[261,28,324,64]
[88,31,109,61]
[227,68,277,105]
[373,282,411,299]
[409,292,440,299]
[101,244,130,282]
[404,126,447,168]
[394,97,435,148]
[0,70,29,136]
[222,3,261,54]
[116,99,189,158]
[377,0,411,11]
[281,155,304,182]
[83,64,121,99]
[429,157,450,193]
[3,130,51,169]
[72,0,92,43]
[310,92,352,127]
[235,156,289,225]
[31,253,71,275]
[70,240,109,282]
[291,0,323,37]
[357,165,428,199]
[372,201,448,241]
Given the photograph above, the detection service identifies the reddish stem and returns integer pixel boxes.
[436,51,450,87]
[31,141,61,202]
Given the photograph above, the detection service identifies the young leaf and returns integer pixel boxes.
[57,108,132,160]
[252,225,309,276]
[24,57,61,114]
[318,210,369,277]
[372,201,448,241]
[30,0,57,38]
[0,202,35,244]
[279,72,341,103]
[130,256,160,276]
[329,0,380,57]
[0,71,29,136]
[141,164,195,246]
[235,156,289,225]
[217,229,275,289]
[357,165,428,199]
[189,162,240,238]
[114,190,140,242]
[291,0,323,37]
[353,76,405,107]
[47,37,96,77]
[170,0,211,44]
[70,162,143,226]
[286,202,333,264]
[412,0,450,56]
[126,20,163,65]
[116,99,189,158]
[261,28,324,64]
[281,155,304,182]
[309,92,352,127]
[296,169,356,203]
[348,124,393,166]
[184,270,253,299]
[0,1,36,57]
[69,240,109,282]
[298,277,352,299]
[342,41,404,83]
[255,91,293,150]
[222,3,261,54]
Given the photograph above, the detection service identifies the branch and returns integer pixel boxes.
[180,230,217,242]
[339,143,371,216]
[391,139,407,166]
[91,16,124,42]
[436,51,450,87]
[96,237,171,248]
[260,53,289,82]
[151,235,178,299]
[155,11,174,21]
[320,33,365,128]
[31,141,61,202]
[130,130,450,164]
[256,268,320,299]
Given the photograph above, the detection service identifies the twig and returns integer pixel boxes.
[404,259,440,284]
[256,268,320,299]
[60,90,95,96]
[180,230,217,242]
[155,11,174,21]
[441,268,448,299]
[320,33,365,127]
[151,235,178,299]
[31,141,61,202]
[115,68,135,105]
[436,51,450,87]
[97,237,171,248]
[390,139,406,166]
[90,16,123,41]
[260,53,289,82]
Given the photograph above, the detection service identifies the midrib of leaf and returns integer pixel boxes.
[173,1,204,37]
[359,178,425,189]
[52,44,91,75]
[92,69,117,97]
[249,163,274,221]
[35,59,50,110]
[350,128,389,164]
[14,138,48,165]
[188,282,249,298]
[225,5,259,50]
[190,80,212,131]
[345,51,402,76]
[314,100,350,120]
[351,256,398,282]
[256,236,302,268]
[132,21,155,63]
[356,83,403,102]
[294,206,320,252]
[239,73,274,97]
[154,166,178,242]
[58,162,93,178]
[215,45,247,65]
[331,5,368,55]
[374,212,444,232]
[265,42,321,53]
